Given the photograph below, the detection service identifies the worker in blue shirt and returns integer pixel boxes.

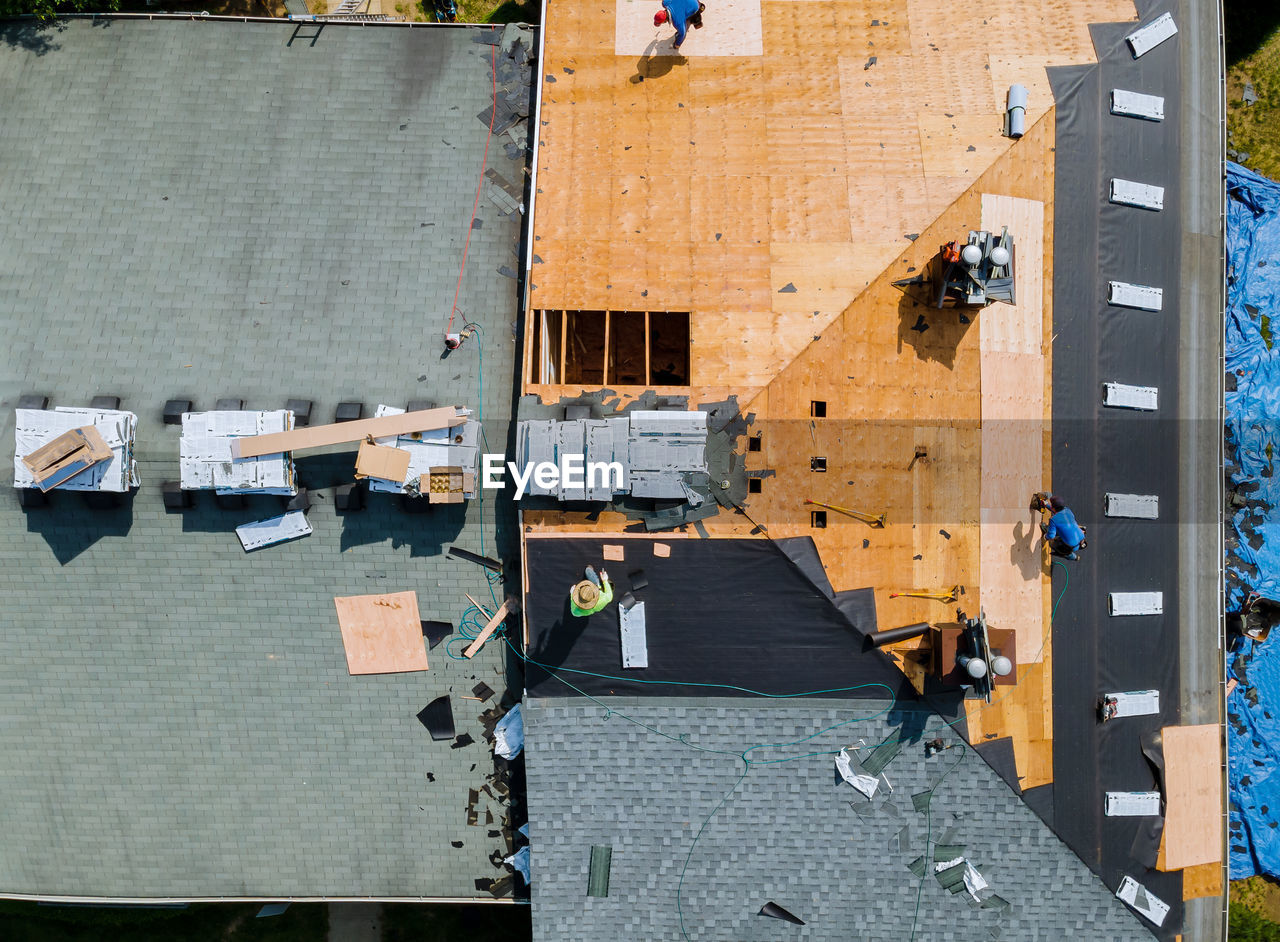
[654,0,705,50]
[1032,492,1087,560]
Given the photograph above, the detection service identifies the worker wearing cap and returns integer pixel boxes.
[1033,493,1086,560]
[654,0,704,50]
[570,566,614,617]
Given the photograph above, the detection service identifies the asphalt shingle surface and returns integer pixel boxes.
[525,698,1157,941]
[0,19,526,898]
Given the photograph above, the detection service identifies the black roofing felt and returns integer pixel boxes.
[523,537,912,699]
[1047,7,1184,933]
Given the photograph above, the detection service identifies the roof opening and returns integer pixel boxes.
[811,457,827,472]
[531,311,690,386]
[810,400,827,418]
[811,510,827,528]
[748,434,762,452]
[748,478,763,494]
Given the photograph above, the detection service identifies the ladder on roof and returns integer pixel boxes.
[332,0,366,12]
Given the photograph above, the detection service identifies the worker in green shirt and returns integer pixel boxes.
[570,566,614,616]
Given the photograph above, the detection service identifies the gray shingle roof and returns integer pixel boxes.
[525,698,1156,941]
[0,19,525,898]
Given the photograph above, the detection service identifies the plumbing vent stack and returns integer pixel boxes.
[1006,84,1028,138]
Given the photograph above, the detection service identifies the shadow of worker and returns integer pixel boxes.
[525,595,595,693]
[631,38,687,82]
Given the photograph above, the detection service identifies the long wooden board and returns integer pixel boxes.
[464,600,512,659]
[232,407,463,459]
[1161,724,1223,871]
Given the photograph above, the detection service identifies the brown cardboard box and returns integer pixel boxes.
[22,426,113,492]
[426,465,466,504]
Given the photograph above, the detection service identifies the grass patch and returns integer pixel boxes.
[0,901,326,942]
[1231,900,1280,941]
[454,0,535,23]
[1228,8,1280,179]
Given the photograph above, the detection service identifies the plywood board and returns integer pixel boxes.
[615,0,763,56]
[980,195,1045,355]
[1161,724,1223,871]
[233,408,462,459]
[333,591,429,675]
[529,0,1131,393]
[979,352,1046,664]
[1179,860,1223,900]
[977,195,1047,667]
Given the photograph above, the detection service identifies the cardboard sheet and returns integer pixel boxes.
[355,441,411,484]
[1161,724,1222,870]
[22,425,112,491]
[334,591,429,675]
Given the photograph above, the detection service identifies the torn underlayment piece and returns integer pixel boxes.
[1115,874,1170,926]
[1108,280,1164,311]
[180,410,296,495]
[934,858,989,902]
[836,748,880,799]
[1103,382,1159,410]
[1125,11,1177,59]
[1104,493,1159,518]
[1110,88,1165,121]
[1109,591,1164,616]
[618,599,648,669]
[365,405,480,499]
[14,408,140,492]
[235,510,312,551]
[1104,791,1162,816]
[1099,690,1161,721]
[504,846,530,884]
[493,703,524,759]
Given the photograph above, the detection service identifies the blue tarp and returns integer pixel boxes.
[1226,161,1280,879]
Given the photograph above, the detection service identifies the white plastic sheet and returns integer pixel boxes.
[505,846,530,883]
[494,703,524,759]
[835,748,879,799]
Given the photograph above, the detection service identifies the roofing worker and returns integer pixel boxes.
[570,566,614,617]
[654,0,705,51]
[1031,492,1087,560]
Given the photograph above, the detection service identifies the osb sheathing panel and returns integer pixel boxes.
[530,0,1134,390]
[733,113,1057,786]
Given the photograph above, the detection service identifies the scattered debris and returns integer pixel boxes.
[493,704,524,759]
[417,696,456,741]
[759,901,805,925]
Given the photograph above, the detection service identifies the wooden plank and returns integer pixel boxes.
[233,408,462,459]
[1180,861,1223,900]
[464,600,512,659]
[333,591,429,675]
[1161,724,1223,870]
